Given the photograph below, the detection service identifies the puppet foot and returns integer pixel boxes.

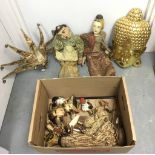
[5,44,9,48]
[2,79,6,84]
[0,66,4,71]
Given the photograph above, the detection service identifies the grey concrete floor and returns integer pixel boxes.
[0,53,155,153]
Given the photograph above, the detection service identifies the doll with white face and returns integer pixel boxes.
[80,14,115,76]
[92,19,103,36]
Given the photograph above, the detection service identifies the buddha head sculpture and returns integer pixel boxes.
[112,8,151,68]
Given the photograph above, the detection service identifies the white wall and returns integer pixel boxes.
[16,0,149,45]
[0,22,15,130]
[0,146,9,154]
[145,0,155,53]
[146,19,155,52]
[0,0,25,130]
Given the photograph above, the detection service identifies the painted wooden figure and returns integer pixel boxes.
[51,25,84,77]
[80,14,115,76]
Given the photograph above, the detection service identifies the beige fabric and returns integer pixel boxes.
[55,46,78,62]
[59,61,79,78]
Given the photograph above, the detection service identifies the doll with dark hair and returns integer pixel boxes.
[80,14,115,76]
[51,25,84,77]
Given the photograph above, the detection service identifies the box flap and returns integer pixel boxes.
[41,76,121,97]
[28,80,48,145]
[119,77,136,145]
[29,144,135,153]
[28,80,41,144]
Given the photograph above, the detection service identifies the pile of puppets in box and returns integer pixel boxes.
[44,96,126,147]
[0,8,151,83]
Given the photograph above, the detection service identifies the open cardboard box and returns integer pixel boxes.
[28,76,136,153]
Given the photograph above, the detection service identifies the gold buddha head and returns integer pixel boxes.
[127,8,143,22]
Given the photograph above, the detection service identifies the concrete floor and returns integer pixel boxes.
[0,53,155,153]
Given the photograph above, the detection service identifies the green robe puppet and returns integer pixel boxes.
[50,25,84,77]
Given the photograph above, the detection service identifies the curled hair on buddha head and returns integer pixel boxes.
[94,14,104,29]
[52,24,67,36]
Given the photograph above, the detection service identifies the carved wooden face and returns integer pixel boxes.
[92,21,102,36]
[55,107,65,117]
[64,103,73,112]
[58,26,71,39]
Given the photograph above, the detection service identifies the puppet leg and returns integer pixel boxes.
[20,29,37,52]
[0,60,23,70]
[2,65,31,83]
[5,44,29,57]
[37,24,44,47]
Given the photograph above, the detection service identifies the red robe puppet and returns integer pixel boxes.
[80,32,115,76]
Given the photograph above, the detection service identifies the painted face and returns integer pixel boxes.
[64,103,73,112]
[92,21,103,36]
[58,26,71,39]
[55,107,65,117]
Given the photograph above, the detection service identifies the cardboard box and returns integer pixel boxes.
[28,76,136,153]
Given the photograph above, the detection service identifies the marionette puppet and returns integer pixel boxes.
[51,25,84,77]
[80,14,115,76]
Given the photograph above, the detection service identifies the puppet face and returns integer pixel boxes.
[55,107,65,117]
[64,103,73,112]
[58,26,71,39]
[92,21,102,36]
[56,97,66,105]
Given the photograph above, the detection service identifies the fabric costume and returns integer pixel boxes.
[80,32,115,76]
[52,34,84,77]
